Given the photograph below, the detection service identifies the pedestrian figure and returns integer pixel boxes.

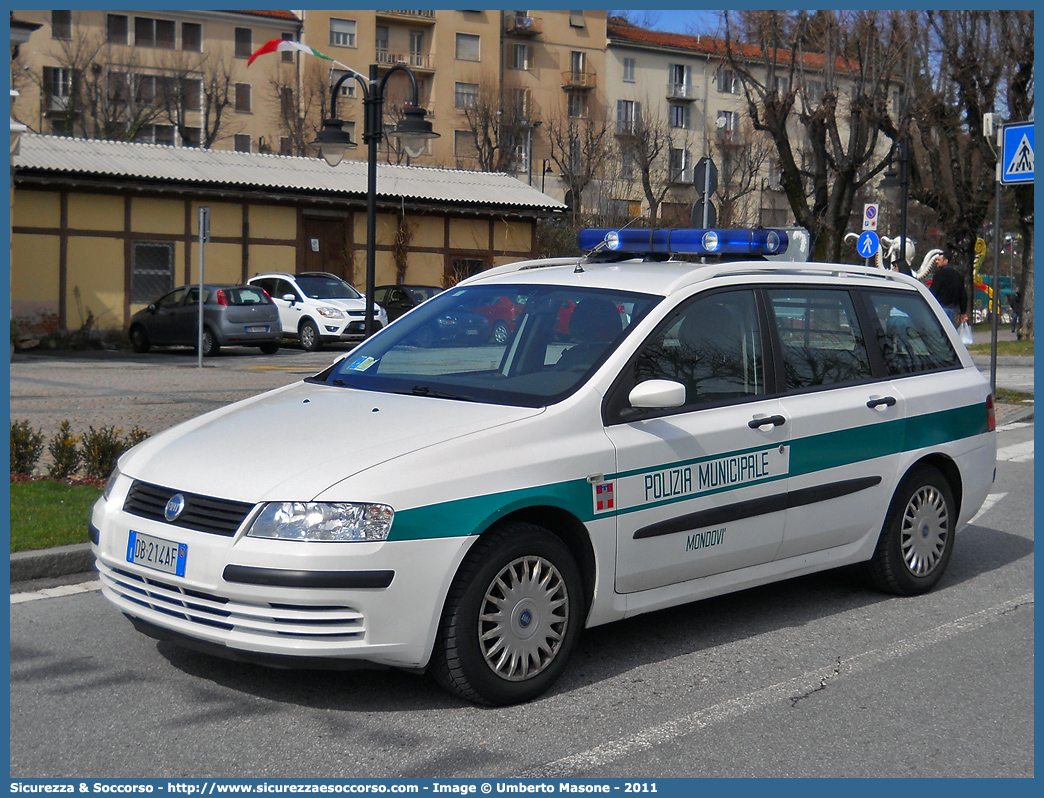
[928,251,968,325]
[1010,290,1021,333]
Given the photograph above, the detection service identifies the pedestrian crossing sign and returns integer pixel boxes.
[1001,122,1033,184]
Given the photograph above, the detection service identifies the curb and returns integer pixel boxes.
[11,542,95,583]
[10,402,1035,584]
[971,355,1033,368]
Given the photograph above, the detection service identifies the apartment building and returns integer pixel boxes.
[12,9,301,153]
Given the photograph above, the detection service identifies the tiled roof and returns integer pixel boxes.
[13,134,566,212]
[607,16,837,71]
[227,10,300,23]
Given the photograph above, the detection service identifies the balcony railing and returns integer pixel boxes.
[504,15,542,36]
[666,81,698,101]
[561,69,596,90]
[375,50,435,71]
[374,10,436,24]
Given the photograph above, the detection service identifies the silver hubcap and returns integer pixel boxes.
[901,485,949,577]
[478,555,569,682]
[302,324,316,348]
[494,323,508,344]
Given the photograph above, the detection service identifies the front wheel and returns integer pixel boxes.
[299,319,322,351]
[128,325,150,354]
[492,320,510,344]
[864,464,956,595]
[432,523,584,706]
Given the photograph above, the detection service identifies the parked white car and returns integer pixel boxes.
[247,272,388,350]
[92,227,996,705]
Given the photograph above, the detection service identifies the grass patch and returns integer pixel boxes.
[968,339,1034,357]
[10,480,102,552]
[995,387,1034,405]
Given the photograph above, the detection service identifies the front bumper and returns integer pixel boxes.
[91,488,469,670]
[321,317,386,341]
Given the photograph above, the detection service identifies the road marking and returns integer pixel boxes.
[10,580,102,604]
[996,439,1034,463]
[968,492,1006,525]
[527,592,1033,778]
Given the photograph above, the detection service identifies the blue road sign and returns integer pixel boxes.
[857,231,880,259]
[1001,122,1033,184]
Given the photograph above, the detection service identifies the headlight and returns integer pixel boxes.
[103,467,121,501]
[316,306,345,319]
[247,502,394,542]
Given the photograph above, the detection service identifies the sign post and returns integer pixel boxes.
[197,206,210,369]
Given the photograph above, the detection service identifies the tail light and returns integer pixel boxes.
[215,289,230,306]
[986,394,996,431]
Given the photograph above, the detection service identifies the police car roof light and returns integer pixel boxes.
[577,228,790,257]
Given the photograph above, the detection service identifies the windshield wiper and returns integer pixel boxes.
[406,385,476,402]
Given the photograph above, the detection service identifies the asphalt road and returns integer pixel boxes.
[9,420,1034,778]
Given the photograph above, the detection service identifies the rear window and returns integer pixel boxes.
[866,290,960,375]
[223,286,272,306]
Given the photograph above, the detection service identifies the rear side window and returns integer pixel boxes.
[768,288,872,390]
[866,290,960,375]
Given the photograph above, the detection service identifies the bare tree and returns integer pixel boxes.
[545,101,614,225]
[723,10,905,260]
[268,59,330,156]
[153,50,239,148]
[713,119,774,227]
[456,76,529,172]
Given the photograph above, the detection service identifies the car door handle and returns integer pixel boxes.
[748,414,786,429]
[866,396,897,409]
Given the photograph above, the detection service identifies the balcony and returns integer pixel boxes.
[666,81,698,102]
[504,14,542,36]
[374,10,436,25]
[561,69,596,90]
[375,50,435,72]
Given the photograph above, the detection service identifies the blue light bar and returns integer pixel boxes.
[578,228,790,257]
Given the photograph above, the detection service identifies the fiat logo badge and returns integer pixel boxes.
[164,494,186,522]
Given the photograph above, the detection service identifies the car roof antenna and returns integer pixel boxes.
[576,214,648,273]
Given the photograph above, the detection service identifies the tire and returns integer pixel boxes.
[201,327,220,357]
[129,325,151,354]
[259,341,280,355]
[413,326,436,349]
[299,318,322,351]
[864,464,956,596]
[492,320,510,344]
[432,522,584,706]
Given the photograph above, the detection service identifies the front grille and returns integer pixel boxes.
[123,480,255,536]
[99,562,366,640]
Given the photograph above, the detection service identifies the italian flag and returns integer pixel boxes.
[247,38,332,67]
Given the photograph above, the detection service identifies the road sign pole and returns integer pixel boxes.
[990,146,1001,395]
[197,206,210,369]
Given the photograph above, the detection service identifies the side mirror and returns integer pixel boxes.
[148,303,157,313]
[282,294,297,304]
[628,379,686,409]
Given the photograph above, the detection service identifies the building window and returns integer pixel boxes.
[330,70,357,98]
[622,57,636,83]
[234,134,251,153]
[181,127,202,147]
[279,136,292,155]
[152,124,176,146]
[454,82,479,109]
[668,63,691,97]
[42,66,76,112]
[410,30,424,64]
[806,79,824,104]
[330,18,356,48]
[510,43,530,70]
[616,99,639,133]
[669,103,690,129]
[568,138,583,173]
[135,17,176,49]
[620,151,634,180]
[182,22,202,52]
[773,76,790,96]
[569,10,586,28]
[181,78,202,111]
[454,130,479,158]
[456,33,480,62]
[132,242,175,302]
[669,147,691,182]
[234,27,252,58]
[717,110,737,135]
[451,259,487,284]
[235,83,252,113]
[717,68,739,94]
[567,92,587,119]
[51,11,71,40]
[107,15,128,46]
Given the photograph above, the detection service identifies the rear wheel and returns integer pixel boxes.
[299,319,322,351]
[201,327,220,357]
[129,325,150,354]
[865,464,956,595]
[259,341,280,355]
[432,522,583,706]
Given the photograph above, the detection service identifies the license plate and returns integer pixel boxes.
[466,329,479,335]
[126,531,187,577]
[245,325,269,334]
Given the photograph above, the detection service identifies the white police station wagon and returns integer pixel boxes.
[91,227,997,705]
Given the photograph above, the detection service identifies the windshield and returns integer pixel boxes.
[317,283,661,407]
[297,275,362,300]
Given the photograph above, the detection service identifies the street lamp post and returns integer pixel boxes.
[312,63,438,337]
[525,120,542,186]
[882,136,910,268]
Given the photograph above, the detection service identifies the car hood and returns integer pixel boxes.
[119,381,542,502]
[311,297,368,311]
